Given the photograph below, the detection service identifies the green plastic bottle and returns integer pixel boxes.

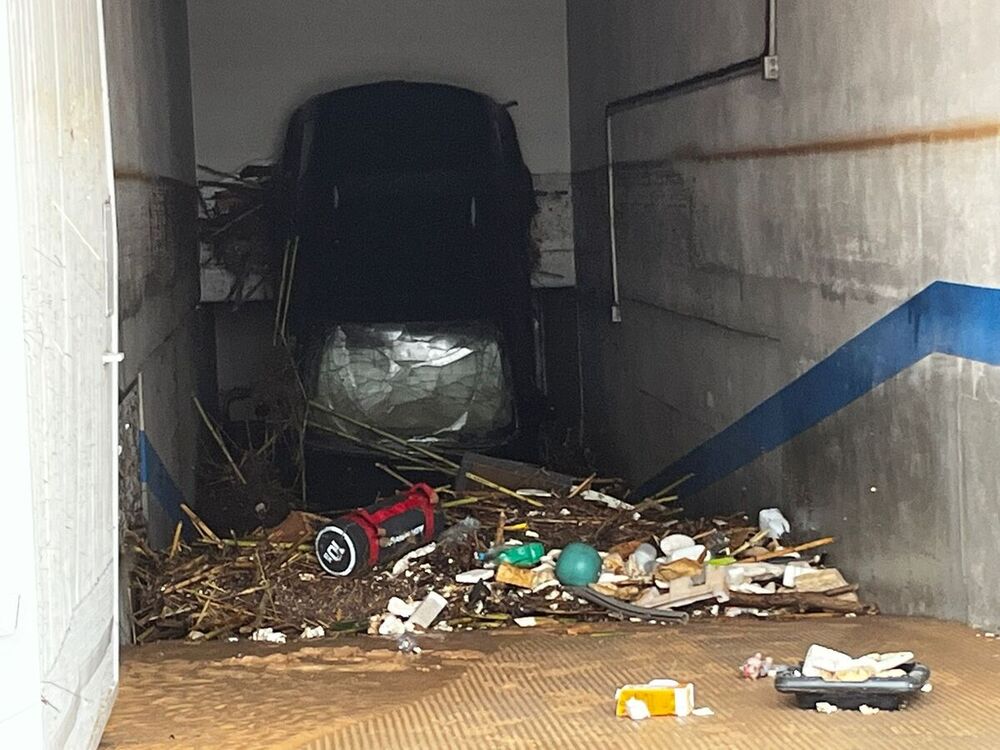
[495,542,545,567]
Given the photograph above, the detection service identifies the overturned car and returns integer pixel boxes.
[278,81,542,507]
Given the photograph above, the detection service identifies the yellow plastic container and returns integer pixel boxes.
[615,681,695,717]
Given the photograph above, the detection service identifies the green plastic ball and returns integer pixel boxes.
[555,542,602,586]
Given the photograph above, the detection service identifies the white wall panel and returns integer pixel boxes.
[7,0,118,746]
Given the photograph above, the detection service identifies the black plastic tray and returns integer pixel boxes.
[774,662,930,710]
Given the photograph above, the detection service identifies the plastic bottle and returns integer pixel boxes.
[494,542,545,567]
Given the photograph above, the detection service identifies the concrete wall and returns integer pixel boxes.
[566,0,1000,627]
[187,0,570,175]
[105,0,203,548]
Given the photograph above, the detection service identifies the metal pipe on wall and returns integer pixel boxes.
[605,0,779,323]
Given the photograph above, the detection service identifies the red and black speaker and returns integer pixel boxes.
[315,483,444,577]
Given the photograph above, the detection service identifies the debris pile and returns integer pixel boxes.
[193,342,307,536]
[198,162,279,306]
[128,433,874,642]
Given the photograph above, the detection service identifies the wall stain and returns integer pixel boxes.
[676,119,1000,163]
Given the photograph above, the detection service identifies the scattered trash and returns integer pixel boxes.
[731,581,777,595]
[654,557,703,582]
[781,561,814,588]
[455,569,494,584]
[495,541,545,567]
[375,614,407,637]
[921,683,933,693]
[624,697,651,721]
[615,679,695,718]
[197,162,276,306]
[514,616,537,628]
[667,544,708,564]
[395,633,421,654]
[390,542,438,577]
[815,701,838,714]
[691,706,715,717]
[859,704,880,715]
[802,645,915,682]
[758,508,790,540]
[776,645,930,710]
[793,568,849,593]
[581,489,634,511]
[659,533,696,557]
[741,652,774,680]
[250,627,287,644]
[627,543,658,576]
[408,591,448,630]
[437,517,481,548]
[454,453,576,494]
[299,625,325,640]
[387,597,418,619]
[555,542,602,586]
[496,562,539,589]
[643,564,728,608]
[572,586,689,622]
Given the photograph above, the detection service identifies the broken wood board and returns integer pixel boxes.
[455,453,575,494]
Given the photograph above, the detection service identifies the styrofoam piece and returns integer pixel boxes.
[409,591,448,629]
[250,627,287,644]
[625,698,650,720]
[387,597,418,618]
[456,569,494,584]
[668,544,708,563]
[391,542,436,577]
[659,534,696,556]
[377,614,407,637]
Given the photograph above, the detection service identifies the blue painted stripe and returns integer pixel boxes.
[634,281,1000,499]
[138,430,185,524]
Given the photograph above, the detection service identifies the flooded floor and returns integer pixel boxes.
[101,616,1000,749]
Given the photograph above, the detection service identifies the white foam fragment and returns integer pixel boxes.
[625,698,650,721]
[455,569,494,584]
[250,627,287,644]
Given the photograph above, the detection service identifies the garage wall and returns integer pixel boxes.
[187,0,569,175]
[566,0,1000,627]
[105,0,204,548]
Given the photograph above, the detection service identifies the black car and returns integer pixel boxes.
[278,81,541,507]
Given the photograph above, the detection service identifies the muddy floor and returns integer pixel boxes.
[101,616,1000,749]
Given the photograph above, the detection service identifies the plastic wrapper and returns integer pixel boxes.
[309,321,514,443]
